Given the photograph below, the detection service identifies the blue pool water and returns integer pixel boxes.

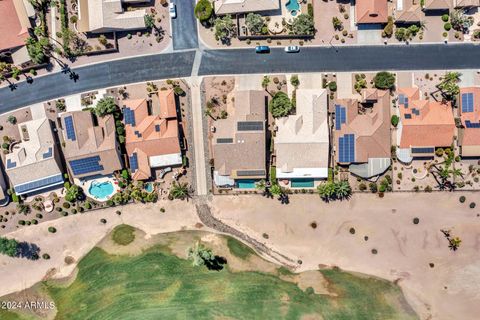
[144,182,154,193]
[286,0,300,12]
[89,181,114,200]
[291,178,314,188]
[237,180,257,189]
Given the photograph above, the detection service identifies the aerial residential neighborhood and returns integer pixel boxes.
[1,0,480,319]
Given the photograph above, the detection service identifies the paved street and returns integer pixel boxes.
[171,0,199,50]
[2,44,480,111]
[199,44,480,75]
[0,51,196,111]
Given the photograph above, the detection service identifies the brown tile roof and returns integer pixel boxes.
[424,0,452,10]
[396,4,423,23]
[123,94,181,180]
[0,0,30,51]
[335,89,391,164]
[355,0,389,24]
[455,0,480,7]
[459,87,480,147]
[212,90,267,178]
[398,87,455,148]
[213,0,280,15]
[60,111,123,178]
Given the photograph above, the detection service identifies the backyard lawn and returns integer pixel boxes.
[4,232,418,320]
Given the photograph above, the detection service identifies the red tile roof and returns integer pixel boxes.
[355,0,389,24]
[398,88,455,148]
[0,0,29,51]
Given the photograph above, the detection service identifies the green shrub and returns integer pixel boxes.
[470,202,476,209]
[435,148,444,157]
[269,92,293,118]
[442,14,449,22]
[48,227,57,233]
[194,0,213,22]
[391,115,399,127]
[62,202,71,209]
[42,253,50,260]
[307,3,314,17]
[359,183,367,191]
[383,16,394,38]
[459,196,466,203]
[374,72,395,90]
[444,23,452,31]
[328,81,337,92]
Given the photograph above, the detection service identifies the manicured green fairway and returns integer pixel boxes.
[226,236,255,260]
[111,224,135,245]
[41,237,418,320]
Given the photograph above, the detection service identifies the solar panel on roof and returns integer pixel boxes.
[411,147,434,154]
[64,116,76,141]
[237,170,266,176]
[123,107,136,126]
[398,94,405,105]
[412,108,420,116]
[6,158,16,169]
[69,156,104,175]
[42,147,53,159]
[237,121,264,131]
[466,120,480,128]
[462,93,474,113]
[405,114,412,119]
[404,97,409,108]
[335,105,346,130]
[155,124,160,132]
[129,153,138,172]
[14,173,64,195]
[338,134,355,163]
[216,138,233,144]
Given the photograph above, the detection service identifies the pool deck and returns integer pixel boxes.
[75,175,120,202]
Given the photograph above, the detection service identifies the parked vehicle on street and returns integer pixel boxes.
[255,46,270,54]
[284,46,300,53]
[169,3,177,18]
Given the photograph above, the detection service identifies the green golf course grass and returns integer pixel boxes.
[41,236,416,319]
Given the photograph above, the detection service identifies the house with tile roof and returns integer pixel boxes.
[0,0,36,64]
[5,118,64,196]
[77,0,146,33]
[355,0,389,24]
[212,90,267,188]
[454,0,480,8]
[60,111,123,179]
[123,90,182,181]
[395,3,423,24]
[459,87,480,157]
[275,89,329,189]
[334,89,391,179]
[423,0,452,10]
[213,0,280,15]
[396,87,455,163]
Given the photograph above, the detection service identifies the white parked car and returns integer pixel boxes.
[284,46,300,53]
[169,3,176,18]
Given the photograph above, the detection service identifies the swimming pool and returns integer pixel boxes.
[144,182,154,193]
[291,178,315,188]
[89,181,115,201]
[285,0,300,14]
[236,180,257,189]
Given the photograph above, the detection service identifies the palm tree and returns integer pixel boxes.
[317,182,336,201]
[335,181,352,199]
[449,237,462,251]
[169,182,192,200]
[255,179,266,191]
[270,184,283,196]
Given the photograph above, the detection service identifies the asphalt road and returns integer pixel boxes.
[0,51,196,110]
[2,44,480,111]
[199,44,480,75]
[171,0,198,50]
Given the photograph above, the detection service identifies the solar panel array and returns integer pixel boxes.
[15,174,63,195]
[123,107,136,126]
[237,169,266,177]
[134,130,142,138]
[216,138,233,144]
[465,120,480,128]
[237,121,264,131]
[6,158,16,169]
[411,147,434,154]
[129,153,138,171]
[404,114,412,119]
[338,134,355,163]
[335,105,346,130]
[399,94,409,108]
[155,124,160,132]
[42,147,53,159]
[69,156,104,175]
[462,93,474,113]
[412,108,420,116]
[64,116,76,141]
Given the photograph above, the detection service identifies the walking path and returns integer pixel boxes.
[187,77,208,195]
